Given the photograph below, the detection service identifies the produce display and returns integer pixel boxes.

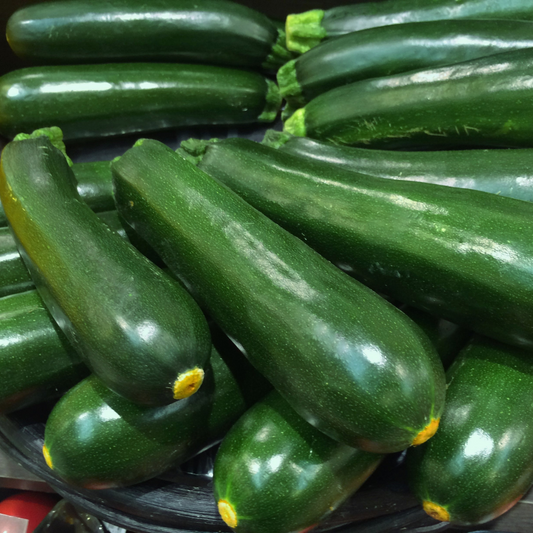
[1,0,533,531]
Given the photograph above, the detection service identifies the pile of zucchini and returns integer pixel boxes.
[2,0,533,531]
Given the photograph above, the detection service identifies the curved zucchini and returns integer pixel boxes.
[279,19,533,109]
[180,137,533,350]
[408,335,533,525]
[284,48,533,149]
[0,134,212,405]
[0,64,281,140]
[43,329,272,489]
[286,0,533,54]
[7,0,292,70]
[213,390,385,533]
[0,290,88,414]
[263,132,533,203]
[111,138,445,454]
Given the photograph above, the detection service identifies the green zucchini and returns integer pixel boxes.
[180,137,533,350]
[7,0,292,70]
[0,134,212,405]
[286,0,533,54]
[111,138,445,454]
[0,64,281,140]
[213,390,385,533]
[263,131,533,203]
[408,335,533,525]
[279,19,533,109]
[43,328,272,489]
[283,48,533,149]
[0,290,88,414]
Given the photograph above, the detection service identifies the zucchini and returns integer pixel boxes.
[213,390,385,533]
[7,0,292,70]
[0,64,281,140]
[180,137,533,350]
[0,134,212,405]
[43,328,272,489]
[408,335,533,525]
[286,0,533,54]
[263,131,533,203]
[111,138,445,454]
[279,19,533,109]
[283,48,533,149]
[0,290,88,414]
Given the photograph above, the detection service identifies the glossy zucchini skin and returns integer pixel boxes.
[279,19,533,109]
[408,336,533,525]
[0,135,212,405]
[284,48,533,149]
[213,390,384,533]
[0,290,88,414]
[7,0,291,70]
[264,133,533,203]
[112,138,445,454]
[0,64,280,140]
[43,330,272,489]
[184,137,533,350]
[286,0,533,53]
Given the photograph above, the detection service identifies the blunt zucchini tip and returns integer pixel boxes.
[423,501,450,522]
[258,79,282,123]
[283,107,307,137]
[285,9,327,54]
[412,417,440,446]
[218,499,238,529]
[173,367,205,400]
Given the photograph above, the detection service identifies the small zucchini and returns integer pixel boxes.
[0,64,281,140]
[7,0,292,70]
[279,19,533,109]
[263,131,533,203]
[408,335,533,525]
[213,390,385,533]
[0,290,88,414]
[180,137,533,350]
[111,138,445,454]
[286,0,533,54]
[283,48,533,149]
[43,328,272,489]
[0,133,212,405]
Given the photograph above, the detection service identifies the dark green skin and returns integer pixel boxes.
[111,139,445,454]
[187,138,533,350]
[213,390,384,533]
[0,290,88,414]
[284,19,533,107]
[44,330,272,489]
[0,210,162,299]
[268,134,533,203]
[408,336,533,525]
[321,0,533,37]
[0,136,211,406]
[0,63,278,140]
[6,0,289,69]
[293,47,533,149]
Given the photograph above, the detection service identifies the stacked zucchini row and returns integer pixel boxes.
[2,0,533,531]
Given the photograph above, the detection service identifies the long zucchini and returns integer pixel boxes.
[408,335,533,525]
[0,134,212,405]
[284,48,533,149]
[43,328,271,489]
[286,0,533,54]
[180,137,533,350]
[279,19,533,109]
[213,390,385,533]
[7,0,292,70]
[263,132,533,203]
[111,138,446,454]
[0,290,88,414]
[0,64,281,140]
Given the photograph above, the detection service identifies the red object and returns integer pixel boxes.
[0,492,58,532]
